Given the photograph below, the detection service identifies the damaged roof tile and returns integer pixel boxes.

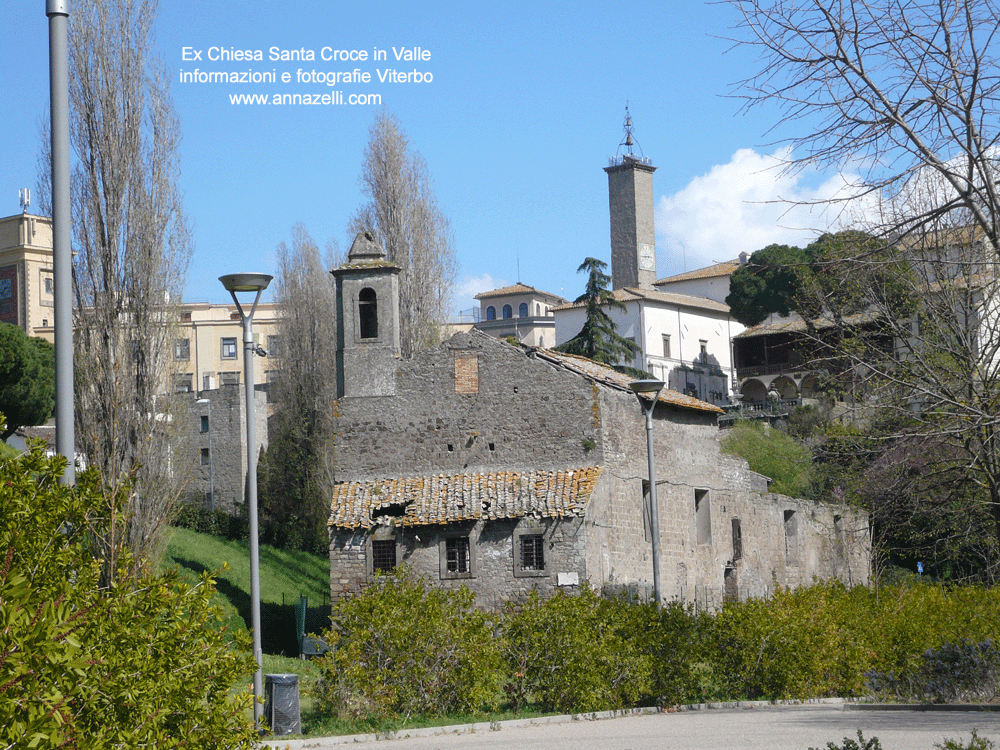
[329,466,603,529]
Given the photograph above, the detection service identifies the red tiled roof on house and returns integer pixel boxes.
[551,287,730,314]
[474,283,565,302]
[329,466,603,529]
[532,348,725,414]
[656,259,740,285]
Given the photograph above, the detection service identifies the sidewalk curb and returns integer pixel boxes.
[261,698,852,748]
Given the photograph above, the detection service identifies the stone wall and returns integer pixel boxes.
[330,516,588,608]
[332,332,601,481]
[585,387,869,607]
[182,384,268,513]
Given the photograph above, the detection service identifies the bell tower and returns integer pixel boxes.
[331,231,402,398]
[604,106,657,291]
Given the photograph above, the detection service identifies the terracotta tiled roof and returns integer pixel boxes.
[329,466,602,529]
[551,287,730,314]
[734,312,880,339]
[531,349,725,414]
[656,260,740,284]
[475,283,566,302]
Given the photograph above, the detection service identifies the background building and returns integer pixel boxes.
[473,283,565,348]
[0,212,55,340]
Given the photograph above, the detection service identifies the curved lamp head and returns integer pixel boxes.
[219,273,273,293]
[629,379,666,395]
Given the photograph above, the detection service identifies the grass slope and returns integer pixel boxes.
[163,527,331,656]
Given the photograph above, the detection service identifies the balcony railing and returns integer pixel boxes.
[736,362,805,378]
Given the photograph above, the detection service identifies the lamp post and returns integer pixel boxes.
[48,0,74,485]
[629,378,666,606]
[196,398,214,512]
[219,273,272,731]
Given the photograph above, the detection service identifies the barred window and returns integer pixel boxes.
[371,539,396,573]
[446,537,470,574]
[520,535,544,571]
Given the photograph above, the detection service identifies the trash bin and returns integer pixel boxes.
[264,673,301,736]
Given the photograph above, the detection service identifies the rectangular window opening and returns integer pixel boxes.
[200,447,210,465]
[445,537,470,574]
[371,539,396,574]
[221,337,238,359]
[695,489,712,546]
[731,518,743,561]
[520,535,545,571]
[784,510,798,565]
[200,415,209,433]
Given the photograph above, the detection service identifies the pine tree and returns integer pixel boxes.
[555,258,639,367]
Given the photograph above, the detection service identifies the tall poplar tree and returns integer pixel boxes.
[46,0,192,573]
[348,111,457,358]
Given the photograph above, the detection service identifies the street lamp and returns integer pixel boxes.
[196,398,214,512]
[219,272,272,731]
[629,378,666,606]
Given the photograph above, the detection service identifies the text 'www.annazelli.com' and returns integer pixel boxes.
[228,92,382,105]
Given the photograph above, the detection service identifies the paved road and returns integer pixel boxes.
[274,705,1000,750]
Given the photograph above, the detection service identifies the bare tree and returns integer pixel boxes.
[259,224,340,551]
[55,0,191,574]
[348,111,457,358]
[730,0,1000,249]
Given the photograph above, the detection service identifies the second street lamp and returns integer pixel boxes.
[219,272,271,731]
[629,378,665,606]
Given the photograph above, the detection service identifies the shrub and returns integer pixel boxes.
[315,567,502,721]
[173,501,249,541]
[868,640,1000,703]
[936,731,996,750]
[710,582,875,700]
[0,445,257,749]
[810,731,883,750]
[502,585,653,713]
[721,421,812,497]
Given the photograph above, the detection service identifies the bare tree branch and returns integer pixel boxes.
[63,0,192,575]
[730,0,1000,248]
[348,112,457,358]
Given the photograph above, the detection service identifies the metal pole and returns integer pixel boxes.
[243,307,263,729]
[643,399,662,606]
[48,0,74,485]
[220,273,270,733]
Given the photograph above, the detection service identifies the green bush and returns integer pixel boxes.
[810,731,883,750]
[311,572,1000,720]
[721,421,813,497]
[638,598,715,705]
[0,445,258,749]
[173,501,249,541]
[502,585,653,713]
[315,567,502,721]
[710,582,876,700]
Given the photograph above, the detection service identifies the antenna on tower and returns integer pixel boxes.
[610,104,652,167]
[19,188,30,214]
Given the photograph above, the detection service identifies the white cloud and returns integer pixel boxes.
[452,272,510,321]
[655,148,870,275]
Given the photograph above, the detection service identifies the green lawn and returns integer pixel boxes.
[162,527,331,656]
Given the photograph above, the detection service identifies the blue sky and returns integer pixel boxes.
[2,2,848,313]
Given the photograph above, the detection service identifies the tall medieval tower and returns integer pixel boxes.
[604,107,657,291]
